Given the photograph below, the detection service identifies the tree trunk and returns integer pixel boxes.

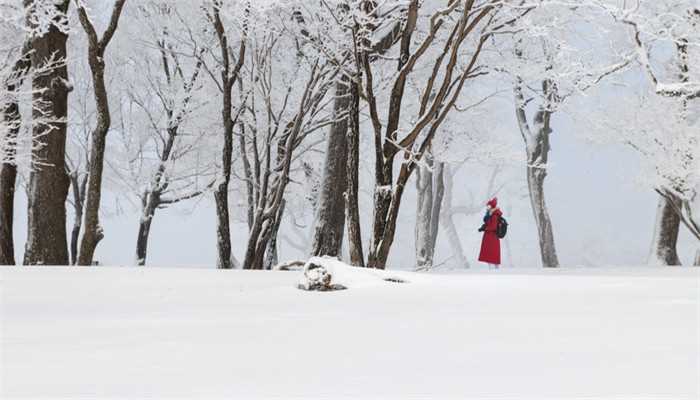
[244,216,274,270]
[214,187,232,269]
[516,79,560,269]
[367,159,394,269]
[77,61,109,265]
[0,39,30,265]
[430,163,445,252]
[345,79,364,266]
[239,120,254,230]
[365,2,419,270]
[210,7,246,269]
[0,47,31,265]
[367,167,407,269]
[310,75,350,258]
[415,160,434,268]
[264,199,285,270]
[237,78,254,230]
[76,0,126,266]
[526,157,559,268]
[213,76,234,269]
[311,10,401,264]
[0,160,18,265]
[441,165,469,268]
[648,194,682,266]
[68,171,86,265]
[135,217,152,266]
[135,191,159,266]
[415,157,445,269]
[693,249,700,267]
[502,205,514,268]
[244,129,297,270]
[23,0,71,265]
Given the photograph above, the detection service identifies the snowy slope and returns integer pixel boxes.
[1,265,698,399]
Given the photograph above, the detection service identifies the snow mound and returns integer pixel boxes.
[297,256,410,291]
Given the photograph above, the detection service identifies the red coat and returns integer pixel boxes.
[478,208,501,265]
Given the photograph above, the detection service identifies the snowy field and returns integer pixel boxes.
[1,264,698,399]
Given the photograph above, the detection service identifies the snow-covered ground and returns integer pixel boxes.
[1,264,698,399]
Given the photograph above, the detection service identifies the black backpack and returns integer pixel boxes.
[497,216,508,239]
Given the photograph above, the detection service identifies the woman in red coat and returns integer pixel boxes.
[478,197,502,268]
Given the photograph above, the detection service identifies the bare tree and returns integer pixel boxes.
[64,56,97,265]
[310,0,402,260]
[23,0,72,265]
[344,75,364,266]
[240,31,337,270]
[131,39,210,266]
[309,73,350,258]
[74,0,127,265]
[206,1,248,269]
[360,0,528,269]
[505,2,632,268]
[414,151,444,269]
[0,40,31,265]
[439,163,468,269]
[615,3,700,263]
[66,155,87,265]
[513,77,559,268]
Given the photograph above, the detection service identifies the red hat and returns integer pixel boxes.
[487,197,497,208]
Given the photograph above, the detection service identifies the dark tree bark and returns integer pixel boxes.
[364,0,497,269]
[67,169,87,265]
[75,0,127,266]
[345,78,364,266]
[136,187,206,266]
[242,61,335,270]
[0,154,18,265]
[309,75,349,258]
[242,123,298,271]
[213,84,234,267]
[365,0,419,269]
[649,194,682,265]
[23,0,71,265]
[135,191,159,266]
[0,41,31,265]
[309,1,402,260]
[210,3,246,269]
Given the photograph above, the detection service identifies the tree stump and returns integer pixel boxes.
[297,261,347,291]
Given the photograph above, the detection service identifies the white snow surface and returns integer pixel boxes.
[1,264,699,399]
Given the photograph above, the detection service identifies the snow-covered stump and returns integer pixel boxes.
[297,260,347,291]
[296,257,410,291]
